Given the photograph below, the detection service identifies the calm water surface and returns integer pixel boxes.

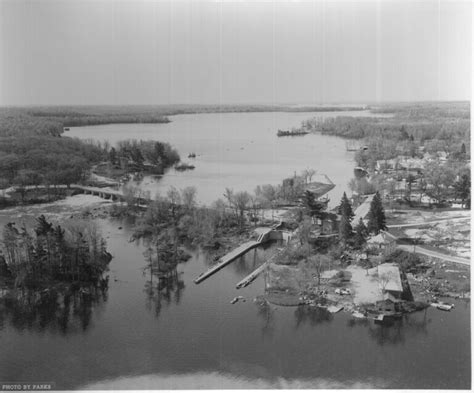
[69,110,379,207]
[0,215,470,389]
[0,111,470,389]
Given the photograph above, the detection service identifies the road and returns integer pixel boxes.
[351,194,375,226]
[383,231,470,266]
[387,215,470,229]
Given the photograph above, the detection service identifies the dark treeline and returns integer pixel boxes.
[0,137,181,203]
[109,139,180,174]
[0,107,170,137]
[0,135,104,190]
[0,215,112,290]
[0,104,365,138]
[305,102,470,158]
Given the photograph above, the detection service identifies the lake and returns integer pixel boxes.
[0,110,470,389]
[0,213,470,390]
[68,110,378,207]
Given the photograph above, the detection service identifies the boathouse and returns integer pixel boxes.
[377,263,403,300]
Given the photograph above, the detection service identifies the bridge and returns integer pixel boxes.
[10,183,152,206]
[72,184,129,202]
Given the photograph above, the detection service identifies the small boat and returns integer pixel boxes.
[174,162,195,171]
[431,302,454,311]
[230,296,244,305]
[327,305,344,313]
[188,153,196,158]
[64,127,70,131]
[354,166,369,178]
[352,311,366,319]
[277,129,309,137]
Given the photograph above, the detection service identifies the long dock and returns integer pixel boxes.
[193,228,274,284]
[194,240,260,284]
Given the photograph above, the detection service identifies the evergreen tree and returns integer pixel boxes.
[399,125,409,140]
[339,214,353,244]
[108,147,117,165]
[337,192,354,220]
[337,192,354,244]
[302,190,326,219]
[367,192,387,234]
[353,218,369,249]
[454,172,471,208]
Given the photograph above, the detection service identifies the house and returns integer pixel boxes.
[377,263,403,300]
[374,298,403,314]
[367,232,395,250]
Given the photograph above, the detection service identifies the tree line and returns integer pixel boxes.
[108,139,180,173]
[1,215,112,289]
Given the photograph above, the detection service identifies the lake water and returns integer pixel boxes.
[0,111,470,389]
[0,213,470,390]
[68,110,377,207]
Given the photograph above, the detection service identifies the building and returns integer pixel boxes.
[377,263,403,300]
[367,232,396,251]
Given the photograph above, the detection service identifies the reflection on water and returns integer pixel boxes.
[144,268,185,318]
[366,309,431,346]
[294,305,333,328]
[0,214,469,389]
[0,283,108,334]
[255,297,275,338]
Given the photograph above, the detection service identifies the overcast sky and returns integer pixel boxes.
[0,0,471,106]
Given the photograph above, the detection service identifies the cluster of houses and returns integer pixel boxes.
[375,151,449,174]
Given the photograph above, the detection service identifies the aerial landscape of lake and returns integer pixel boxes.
[68,110,381,206]
[0,110,470,390]
[0,1,471,390]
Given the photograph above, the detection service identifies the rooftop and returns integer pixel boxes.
[377,263,403,293]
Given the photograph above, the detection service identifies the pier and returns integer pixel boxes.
[194,227,277,284]
[235,250,282,289]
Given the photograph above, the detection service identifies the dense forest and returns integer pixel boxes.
[0,104,364,138]
[306,101,470,159]
[0,215,111,290]
[0,136,103,188]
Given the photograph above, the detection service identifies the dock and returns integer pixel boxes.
[194,241,260,284]
[235,261,269,289]
[235,249,282,289]
[194,228,276,284]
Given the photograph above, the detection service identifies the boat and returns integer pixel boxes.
[327,305,344,313]
[352,311,366,319]
[188,153,196,158]
[174,162,195,171]
[277,129,309,137]
[230,296,244,305]
[430,302,454,311]
[64,127,70,131]
[354,166,369,178]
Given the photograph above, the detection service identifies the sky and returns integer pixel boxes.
[0,0,471,106]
